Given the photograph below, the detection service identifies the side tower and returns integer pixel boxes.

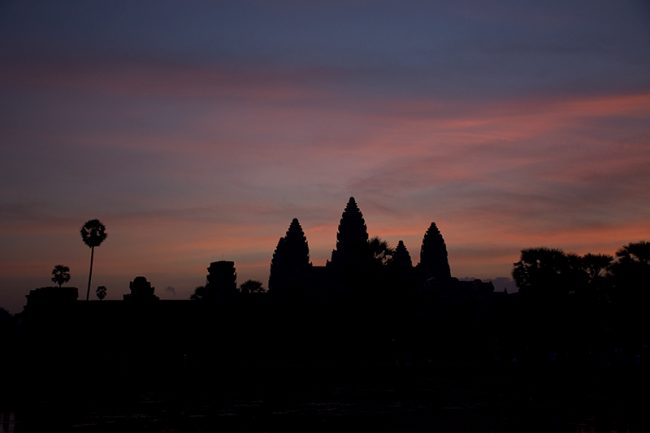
[269,218,312,298]
[419,222,452,282]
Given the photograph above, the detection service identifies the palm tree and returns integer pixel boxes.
[81,219,107,301]
[369,236,394,266]
[51,265,71,288]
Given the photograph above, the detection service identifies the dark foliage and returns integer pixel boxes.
[80,219,107,249]
[369,236,394,266]
[610,241,650,304]
[51,265,71,288]
[512,248,583,300]
[240,279,264,294]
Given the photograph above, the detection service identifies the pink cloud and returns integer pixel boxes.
[2,55,649,313]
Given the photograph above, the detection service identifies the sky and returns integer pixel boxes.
[1,0,649,312]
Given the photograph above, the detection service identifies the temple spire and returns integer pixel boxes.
[419,222,451,281]
[269,218,311,296]
[331,197,371,268]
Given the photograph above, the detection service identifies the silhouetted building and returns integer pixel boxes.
[269,218,312,298]
[202,260,238,300]
[328,197,374,294]
[330,197,371,267]
[123,276,159,301]
[392,240,413,272]
[306,265,330,300]
[389,240,416,295]
[419,222,452,283]
[25,286,78,310]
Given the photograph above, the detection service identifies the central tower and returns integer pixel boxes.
[330,197,371,269]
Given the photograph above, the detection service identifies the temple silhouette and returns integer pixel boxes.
[203,196,492,304]
[10,197,499,391]
[3,197,650,432]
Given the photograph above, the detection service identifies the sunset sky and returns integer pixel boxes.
[1,0,649,312]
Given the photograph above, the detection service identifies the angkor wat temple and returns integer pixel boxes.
[11,198,500,389]
[4,198,649,432]
[184,196,493,304]
[268,196,480,301]
[24,196,492,308]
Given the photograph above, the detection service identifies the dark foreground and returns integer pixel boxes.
[3,365,650,433]
[4,289,650,432]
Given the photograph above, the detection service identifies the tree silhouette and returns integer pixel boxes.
[269,218,311,296]
[240,280,264,294]
[572,253,613,305]
[581,254,613,283]
[369,236,394,266]
[614,241,650,265]
[610,241,650,305]
[191,285,207,301]
[51,265,71,288]
[80,219,107,301]
[512,248,583,300]
[96,285,107,301]
[419,222,451,282]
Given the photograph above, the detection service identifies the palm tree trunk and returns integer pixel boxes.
[86,246,94,301]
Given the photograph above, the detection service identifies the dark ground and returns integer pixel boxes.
[4,365,650,433]
[4,291,650,433]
